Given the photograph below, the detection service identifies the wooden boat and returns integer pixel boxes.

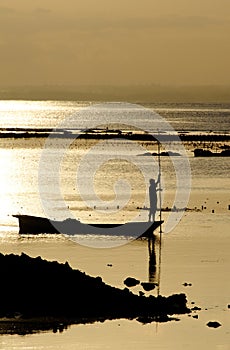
[13,215,163,238]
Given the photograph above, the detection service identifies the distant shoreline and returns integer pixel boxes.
[0,129,229,142]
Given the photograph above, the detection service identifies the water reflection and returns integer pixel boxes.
[148,235,157,283]
[147,231,163,296]
[0,320,70,336]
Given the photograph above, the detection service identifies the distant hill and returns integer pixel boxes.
[0,84,229,103]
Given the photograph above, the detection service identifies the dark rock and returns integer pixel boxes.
[183,282,192,287]
[124,277,140,287]
[137,315,180,324]
[151,151,181,157]
[141,282,156,291]
[191,306,201,311]
[0,253,190,324]
[207,321,221,328]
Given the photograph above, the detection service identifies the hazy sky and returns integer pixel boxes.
[0,0,230,86]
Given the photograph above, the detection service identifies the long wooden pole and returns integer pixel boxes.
[157,140,162,297]
[157,141,162,233]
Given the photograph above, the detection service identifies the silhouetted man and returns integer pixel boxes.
[148,175,160,222]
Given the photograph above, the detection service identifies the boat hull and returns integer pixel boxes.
[13,215,163,238]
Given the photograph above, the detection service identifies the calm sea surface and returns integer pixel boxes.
[0,101,229,349]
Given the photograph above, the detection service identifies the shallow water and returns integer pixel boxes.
[1,210,229,349]
[0,101,230,349]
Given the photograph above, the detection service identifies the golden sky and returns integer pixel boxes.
[0,0,230,86]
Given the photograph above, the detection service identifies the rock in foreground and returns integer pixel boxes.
[207,321,221,328]
[124,277,140,287]
[0,253,189,322]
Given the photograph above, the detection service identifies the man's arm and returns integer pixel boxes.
[156,173,160,185]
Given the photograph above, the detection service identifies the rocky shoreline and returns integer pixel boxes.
[0,253,189,333]
[0,128,229,142]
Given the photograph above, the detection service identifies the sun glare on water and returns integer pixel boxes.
[0,100,56,112]
[0,149,19,220]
